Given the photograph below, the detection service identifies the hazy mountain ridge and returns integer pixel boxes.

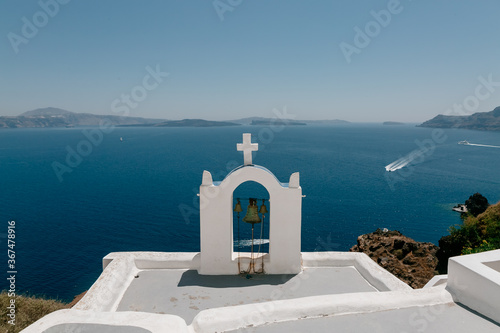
[383,121,404,126]
[20,107,73,116]
[0,107,165,128]
[418,106,500,131]
[1,107,350,129]
[250,119,306,126]
[120,119,240,127]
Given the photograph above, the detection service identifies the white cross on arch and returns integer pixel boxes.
[237,133,258,165]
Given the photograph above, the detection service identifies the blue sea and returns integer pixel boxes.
[1,124,499,301]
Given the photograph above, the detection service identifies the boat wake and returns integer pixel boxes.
[459,141,500,149]
[234,239,270,247]
[385,149,426,172]
[385,157,410,172]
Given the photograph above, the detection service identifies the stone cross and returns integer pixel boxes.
[237,133,258,165]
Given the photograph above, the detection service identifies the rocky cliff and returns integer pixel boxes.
[350,229,439,288]
[418,106,500,131]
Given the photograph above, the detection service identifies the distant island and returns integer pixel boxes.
[0,107,165,129]
[250,119,306,126]
[119,119,240,127]
[418,106,500,131]
[383,121,404,126]
[230,117,349,125]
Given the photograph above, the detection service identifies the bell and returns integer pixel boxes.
[243,198,261,224]
[234,199,243,213]
[259,200,268,214]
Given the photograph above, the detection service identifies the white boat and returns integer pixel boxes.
[458,140,469,145]
[452,204,468,213]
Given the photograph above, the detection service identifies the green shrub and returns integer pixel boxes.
[458,202,500,254]
[465,192,489,217]
[462,240,497,255]
[437,200,500,273]
[0,292,68,333]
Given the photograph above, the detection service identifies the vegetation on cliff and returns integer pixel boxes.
[0,292,68,332]
[436,195,500,273]
[352,194,500,285]
[464,192,490,217]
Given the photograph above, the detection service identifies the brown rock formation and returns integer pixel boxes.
[350,229,439,289]
[68,291,87,308]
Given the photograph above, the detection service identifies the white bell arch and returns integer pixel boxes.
[199,159,302,275]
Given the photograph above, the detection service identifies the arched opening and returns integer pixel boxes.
[232,181,270,273]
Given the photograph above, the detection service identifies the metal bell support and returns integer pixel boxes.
[235,198,269,275]
[234,199,243,273]
[243,198,260,274]
[256,199,268,273]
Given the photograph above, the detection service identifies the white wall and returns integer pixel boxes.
[446,249,500,324]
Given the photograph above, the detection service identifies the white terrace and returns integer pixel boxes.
[24,134,500,333]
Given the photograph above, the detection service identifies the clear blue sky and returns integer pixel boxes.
[1,0,499,122]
